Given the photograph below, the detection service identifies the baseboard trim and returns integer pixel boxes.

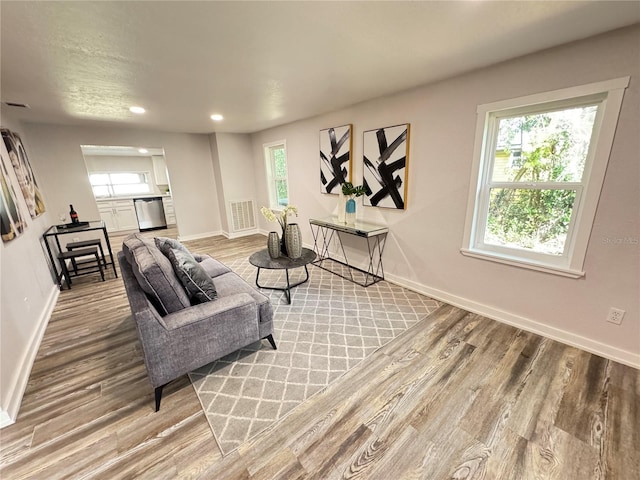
[177,230,223,242]
[1,285,59,428]
[0,410,14,429]
[385,272,640,369]
[227,229,260,240]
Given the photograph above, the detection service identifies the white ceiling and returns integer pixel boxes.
[1,1,639,134]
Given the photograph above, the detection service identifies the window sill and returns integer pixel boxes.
[460,248,585,279]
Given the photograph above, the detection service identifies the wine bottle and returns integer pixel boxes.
[69,204,79,224]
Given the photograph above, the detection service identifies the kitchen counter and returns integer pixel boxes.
[95,195,175,230]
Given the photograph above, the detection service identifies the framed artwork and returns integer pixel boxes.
[320,124,352,194]
[0,151,27,242]
[1,129,45,219]
[363,123,410,210]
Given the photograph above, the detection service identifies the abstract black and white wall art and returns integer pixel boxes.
[0,151,27,243]
[1,129,45,218]
[363,124,410,209]
[320,124,352,194]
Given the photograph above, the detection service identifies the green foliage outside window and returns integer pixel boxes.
[271,147,289,206]
[486,106,596,254]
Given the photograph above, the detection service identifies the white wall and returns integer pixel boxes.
[208,134,228,233]
[21,124,223,240]
[213,133,259,236]
[250,26,640,366]
[0,113,59,426]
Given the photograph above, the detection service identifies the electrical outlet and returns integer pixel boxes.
[606,307,625,325]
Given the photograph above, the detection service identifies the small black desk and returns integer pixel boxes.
[309,217,388,287]
[249,248,316,304]
[43,220,118,289]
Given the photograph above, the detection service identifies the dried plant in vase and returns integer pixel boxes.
[261,205,298,255]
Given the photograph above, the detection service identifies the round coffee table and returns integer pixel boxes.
[249,248,317,304]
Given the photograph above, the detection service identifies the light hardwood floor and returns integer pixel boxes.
[1,229,638,479]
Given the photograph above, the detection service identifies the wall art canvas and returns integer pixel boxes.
[363,124,410,210]
[0,151,27,242]
[320,124,352,194]
[1,129,45,218]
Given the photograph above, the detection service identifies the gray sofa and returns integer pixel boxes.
[118,233,275,411]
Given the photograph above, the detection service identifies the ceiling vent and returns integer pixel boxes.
[2,102,30,108]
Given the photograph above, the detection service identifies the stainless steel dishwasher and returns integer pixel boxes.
[133,197,167,231]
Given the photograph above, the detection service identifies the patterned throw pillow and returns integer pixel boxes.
[162,247,218,304]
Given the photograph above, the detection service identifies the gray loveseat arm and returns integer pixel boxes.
[136,293,259,388]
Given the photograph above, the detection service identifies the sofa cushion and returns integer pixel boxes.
[163,247,218,304]
[123,233,191,315]
[198,255,232,278]
[214,271,273,325]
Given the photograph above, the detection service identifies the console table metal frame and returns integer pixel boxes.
[249,248,317,304]
[309,217,388,287]
[43,220,118,290]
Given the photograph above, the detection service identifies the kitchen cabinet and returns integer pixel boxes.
[162,196,176,225]
[152,155,169,185]
[97,199,139,232]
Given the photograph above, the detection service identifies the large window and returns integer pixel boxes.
[264,141,289,209]
[89,172,151,197]
[462,77,628,277]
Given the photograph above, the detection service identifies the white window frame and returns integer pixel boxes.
[89,171,152,198]
[263,140,289,210]
[461,77,629,278]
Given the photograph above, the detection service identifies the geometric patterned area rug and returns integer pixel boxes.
[188,257,441,455]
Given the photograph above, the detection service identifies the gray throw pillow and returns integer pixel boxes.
[155,236,189,254]
[163,247,218,304]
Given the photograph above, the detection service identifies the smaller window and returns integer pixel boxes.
[89,172,151,197]
[264,141,289,209]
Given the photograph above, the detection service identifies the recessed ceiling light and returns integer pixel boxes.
[129,106,146,114]
[138,148,148,154]
[210,114,224,121]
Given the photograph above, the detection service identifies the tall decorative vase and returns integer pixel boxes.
[285,223,302,259]
[337,190,347,223]
[345,196,356,225]
[267,231,280,259]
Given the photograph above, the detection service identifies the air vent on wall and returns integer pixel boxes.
[2,102,30,108]
[230,200,256,232]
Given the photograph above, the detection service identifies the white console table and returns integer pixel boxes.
[309,217,388,287]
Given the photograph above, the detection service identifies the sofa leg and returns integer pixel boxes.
[264,334,277,350]
[155,384,166,412]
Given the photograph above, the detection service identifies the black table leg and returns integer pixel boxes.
[102,226,118,277]
[255,265,310,305]
[284,269,291,304]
